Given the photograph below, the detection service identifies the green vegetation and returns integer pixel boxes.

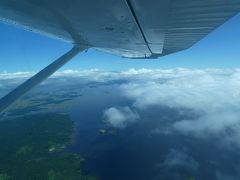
[16,145,33,156]
[0,113,97,180]
[7,93,79,116]
[0,174,10,180]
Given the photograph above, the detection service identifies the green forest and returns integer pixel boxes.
[0,113,97,180]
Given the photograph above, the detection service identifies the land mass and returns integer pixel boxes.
[0,112,97,180]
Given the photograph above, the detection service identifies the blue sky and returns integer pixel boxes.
[0,13,240,72]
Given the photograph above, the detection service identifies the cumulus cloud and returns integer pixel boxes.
[159,149,199,171]
[116,68,240,148]
[120,68,240,111]
[172,109,240,138]
[155,149,199,180]
[103,106,139,128]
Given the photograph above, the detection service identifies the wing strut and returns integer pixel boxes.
[0,45,86,113]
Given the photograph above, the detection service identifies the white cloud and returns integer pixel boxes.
[116,68,240,148]
[173,109,240,137]
[159,149,199,171]
[0,71,34,80]
[155,149,199,179]
[103,106,139,128]
[120,68,240,111]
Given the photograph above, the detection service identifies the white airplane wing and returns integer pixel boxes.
[0,0,239,58]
